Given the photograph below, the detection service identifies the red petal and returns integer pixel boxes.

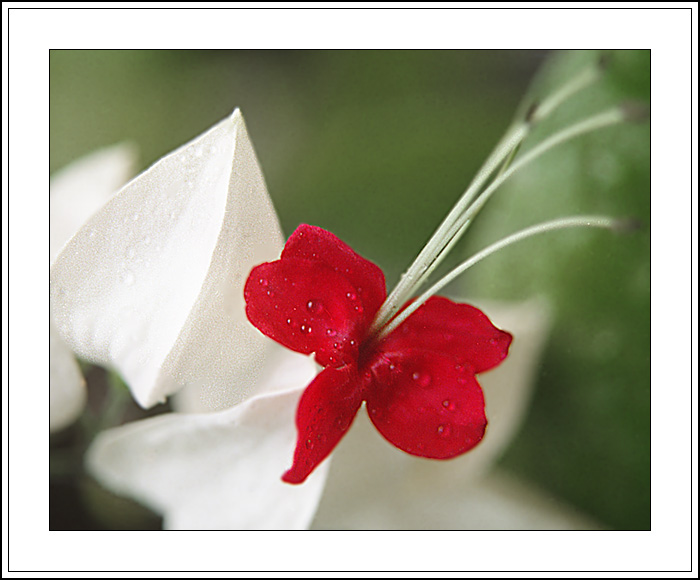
[365,349,487,459]
[282,365,364,484]
[380,296,512,374]
[282,224,386,325]
[245,258,365,366]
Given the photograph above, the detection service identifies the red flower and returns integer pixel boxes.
[244,224,512,484]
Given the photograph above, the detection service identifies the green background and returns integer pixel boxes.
[50,50,650,530]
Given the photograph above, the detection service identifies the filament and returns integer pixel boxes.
[374,216,620,342]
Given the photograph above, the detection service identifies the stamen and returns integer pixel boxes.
[374,216,621,342]
[447,107,626,237]
[368,64,609,337]
[528,64,600,123]
[370,105,626,338]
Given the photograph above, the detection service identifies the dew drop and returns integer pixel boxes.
[259,278,268,287]
[286,318,292,325]
[489,338,499,345]
[333,342,340,349]
[389,363,396,371]
[349,340,356,346]
[442,399,455,411]
[326,328,337,337]
[346,292,357,301]
[412,372,421,381]
[437,424,450,437]
[305,438,314,450]
[306,299,323,314]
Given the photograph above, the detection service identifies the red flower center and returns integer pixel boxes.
[244,224,512,484]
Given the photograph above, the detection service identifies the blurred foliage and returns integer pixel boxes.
[50,50,649,530]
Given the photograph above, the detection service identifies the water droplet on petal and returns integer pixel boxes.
[259,278,268,287]
[346,292,357,301]
[305,438,314,450]
[412,372,421,381]
[442,399,455,410]
[326,328,337,337]
[306,299,323,313]
[286,318,292,325]
[437,424,450,437]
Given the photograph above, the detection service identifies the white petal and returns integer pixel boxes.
[50,319,86,432]
[314,464,599,530]
[50,143,136,431]
[86,350,328,530]
[51,110,283,409]
[50,143,137,264]
[312,298,556,529]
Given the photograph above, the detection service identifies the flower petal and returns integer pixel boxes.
[282,364,364,484]
[51,110,283,408]
[381,296,512,374]
[50,143,137,264]
[49,319,86,432]
[86,350,329,530]
[282,224,386,324]
[245,258,365,367]
[365,349,487,459]
[50,143,137,431]
[312,298,555,529]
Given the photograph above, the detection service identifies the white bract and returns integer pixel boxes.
[51,111,282,410]
[50,144,137,432]
[51,110,331,529]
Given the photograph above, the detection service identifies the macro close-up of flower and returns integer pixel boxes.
[48,48,651,533]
